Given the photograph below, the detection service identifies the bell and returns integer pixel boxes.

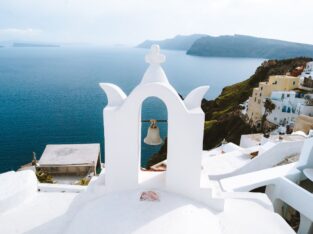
[144,119,163,145]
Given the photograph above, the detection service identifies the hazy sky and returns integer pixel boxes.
[0,0,312,46]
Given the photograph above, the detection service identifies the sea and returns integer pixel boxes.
[0,46,264,173]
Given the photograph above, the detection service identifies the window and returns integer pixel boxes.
[287,94,290,98]
[274,117,277,121]
[261,87,263,90]
[260,93,262,97]
[254,97,257,102]
[293,81,296,85]
[287,107,291,113]
[258,99,261,104]
[282,106,287,112]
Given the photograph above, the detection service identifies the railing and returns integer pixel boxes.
[141,119,167,122]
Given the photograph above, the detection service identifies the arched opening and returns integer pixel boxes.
[140,97,168,171]
[101,82,205,191]
[275,199,301,232]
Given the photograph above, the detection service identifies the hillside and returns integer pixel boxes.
[187,35,313,59]
[146,57,312,168]
[137,34,206,50]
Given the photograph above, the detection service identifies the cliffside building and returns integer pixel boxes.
[302,61,313,77]
[266,91,313,126]
[300,62,313,90]
[303,77,313,89]
[246,75,300,126]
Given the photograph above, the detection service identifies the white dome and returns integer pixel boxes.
[65,189,294,234]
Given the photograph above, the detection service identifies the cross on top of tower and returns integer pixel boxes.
[145,44,166,65]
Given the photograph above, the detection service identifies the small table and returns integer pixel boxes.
[303,168,313,182]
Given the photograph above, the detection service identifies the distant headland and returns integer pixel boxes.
[13,42,60,48]
[138,34,313,59]
[0,41,61,48]
[137,34,206,51]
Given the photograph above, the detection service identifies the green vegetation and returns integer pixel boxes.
[201,57,311,149]
[36,169,54,183]
[77,177,90,186]
[204,120,218,130]
[202,114,253,150]
[262,99,276,130]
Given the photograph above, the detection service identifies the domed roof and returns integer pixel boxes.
[64,189,294,234]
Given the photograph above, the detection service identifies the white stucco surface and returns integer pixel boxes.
[219,199,294,234]
[0,192,77,234]
[0,182,295,234]
[202,150,251,176]
[220,162,298,192]
[0,170,37,213]
[220,139,313,234]
[65,189,222,234]
[240,133,306,148]
[202,142,244,158]
[203,140,303,180]
[39,144,100,165]
[64,189,294,234]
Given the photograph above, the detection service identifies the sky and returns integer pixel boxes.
[0,0,312,46]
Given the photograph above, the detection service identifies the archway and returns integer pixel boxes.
[140,97,168,170]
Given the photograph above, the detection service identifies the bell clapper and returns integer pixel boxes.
[150,119,157,129]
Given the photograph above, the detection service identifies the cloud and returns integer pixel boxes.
[0,0,312,45]
[0,28,42,40]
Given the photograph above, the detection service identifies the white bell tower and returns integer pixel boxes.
[100,45,224,211]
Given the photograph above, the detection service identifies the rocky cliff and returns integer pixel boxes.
[187,35,313,59]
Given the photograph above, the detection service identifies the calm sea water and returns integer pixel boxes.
[0,47,263,172]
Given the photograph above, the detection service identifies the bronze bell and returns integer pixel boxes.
[144,119,163,145]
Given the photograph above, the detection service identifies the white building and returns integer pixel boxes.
[266,91,313,126]
[302,61,313,78]
[37,144,101,184]
[201,133,306,180]
[300,62,313,90]
[220,138,313,234]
